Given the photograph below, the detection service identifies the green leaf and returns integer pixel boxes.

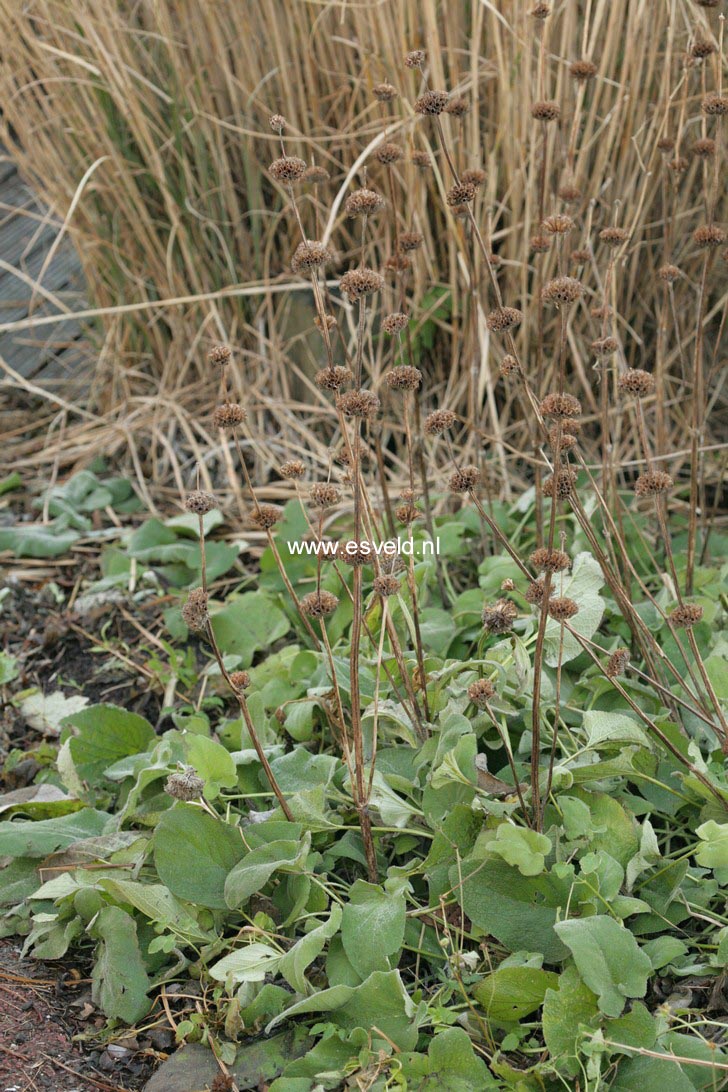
[542,964,600,1062]
[224,835,310,909]
[209,942,282,984]
[0,652,18,685]
[583,711,650,749]
[62,704,155,781]
[0,524,79,558]
[695,821,728,871]
[399,1027,495,1090]
[98,878,210,942]
[21,691,89,736]
[544,552,605,665]
[278,905,343,993]
[474,966,558,1021]
[490,825,552,876]
[154,805,245,909]
[183,734,237,798]
[0,808,110,857]
[89,906,151,1023]
[211,592,290,667]
[341,880,406,977]
[554,915,652,1017]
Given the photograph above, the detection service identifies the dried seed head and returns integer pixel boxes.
[696,0,719,6]
[447,181,476,206]
[250,504,283,530]
[302,165,330,184]
[373,82,398,102]
[292,240,333,273]
[531,234,552,253]
[482,599,518,633]
[530,2,551,18]
[691,38,716,60]
[549,426,577,450]
[337,389,380,418]
[424,409,456,435]
[336,541,371,566]
[208,343,232,367]
[385,365,422,390]
[213,402,247,428]
[182,588,208,632]
[449,465,480,493]
[280,459,306,480]
[405,49,426,68]
[301,590,339,617]
[530,547,571,573]
[486,306,523,332]
[525,578,548,605]
[411,149,431,169]
[315,365,353,391]
[396,502,420,523]
[310,482,340,508]
[543,214,574,235]
[501,578,516,592]
[382,311,410,335]
[669,603,704,628]
[445,95,470,118]
[702,94,728,116]
[531,100,561,122]
[559,182,582,203]
[345,188,385,217]
[599,226,629,247]
[314,313,337,332]
[166,766,205,801]
[591,336,619,358]
[500,354,520,377]
[540,392,582,418]
[619,368,655,397]
[269,114,286,132]
[461,167,487,188]
[385,252,411,274]
[467,678,496,708]
[340,268,384,300]
[185,490,217,515]
[634,469,673,497]
[694,224,726,249]
[230,670,251,691]
[692,138,716,158]
[570,249,591,264]
[658,264,682,283]
[541,276,582,305]
[269,156,307,183]
[570,59,597,81]
[668,156,690,173]
[542,468,578,498]
[606,649,630,678]
[414,90,450,115]
[376,142,404,165]
[399,231,424,252]
[373,574,401,597]
[657,137,675,154]
[548,596,579,621]
[591,304,612,321]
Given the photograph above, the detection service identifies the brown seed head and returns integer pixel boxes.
[411,150,431,169]
[230,670,251,691]
[424,409,456,435]
[315,365,353,391]
[461,168,487,188]
[570,59,597,81]
[280,459,306,480]
[208,344,232,367]
[634,470,673,497]
[314,313,337,332]
[530,2,551,18]
[559,182,582,203]
[445,96,470,118]
[548,596,579,622]
[540,392,581,419]
[542,469,578,498]
[691,38,716,60]
[166,766,205,801]
[376,142,404,165]
[269,156,307,183]
[570,249,591,264]
[500,355,520,377]
[482,599,518,633]
[702,94,728,116]
[340,268,384,300]
[449,465,480,493]
[657,137,675,154]
[185,490,217,515]
[530,547,571,573]
[486,306,523,332]
[301,590,339,617]
[501,579,516,592]
[619,369,655,397]
[669,156,690,173]
[337,389,380,418]
[591,336,619,358]
[599,226,629,247]
[292,240,333,273]
[658,264,682,283]
[373,82,398,102]
[694,224,726,249]
[447,182,476,206]
[345,188,385,217]
[549,427,577,450]
[606,649,630,678]
[525,579,548,606]
[414,90,450,115]
[269,114,286,132]
[541,276,583,305]
[399,231,424,252]
[310,483,340,508]
[396,503,420,524]
[669,603,704,629]
[373,574,401,597]
[531,100,561,122]
[213,403,247,428]
[531,234,552,253]
[302,165,330,184]
[692,138,716,158]
[468,678,496,708]
[385,252,411,274]
[250,504,283,530]
[405,49,426,68]
[182,588,208,633]
[385,365,422,390]
[543,214,574,235]
[336,541,371,566]
[382,311,410,335]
